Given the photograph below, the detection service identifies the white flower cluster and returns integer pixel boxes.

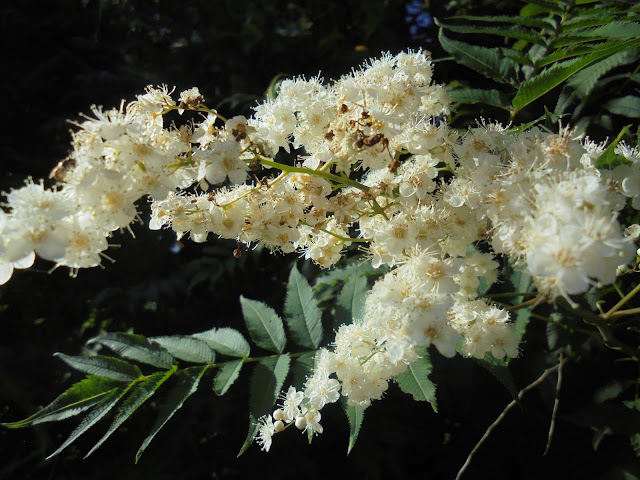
[1,50,639,449]
[257,382,339,452]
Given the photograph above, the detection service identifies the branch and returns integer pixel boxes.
[455,356,569,480]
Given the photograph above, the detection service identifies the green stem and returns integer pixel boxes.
[216,172,288,208]
[607,307,640,319]
[255,156,371,192]
[197,106,228,123]
[486,292,540,299]
[604,282,640,319]
[207,350,317,370]
[299,221,371,244]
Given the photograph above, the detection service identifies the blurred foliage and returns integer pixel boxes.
[435,0,640,140]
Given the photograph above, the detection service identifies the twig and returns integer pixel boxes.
[505,296,548,311]
[603,282,640,319]
[543,352,563,456]
[455,357,569,480]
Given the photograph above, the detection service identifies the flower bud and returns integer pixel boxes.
[294,416,307,430]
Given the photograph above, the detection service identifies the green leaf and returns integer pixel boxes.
[546,319,562,350]
[314,261,380,289]
[447,14,556,29]
[213,359,243,396]
[514,308,531,342]
[595,124,633,167]
[522,0,565,15]
[2,376,123,428]
[537,44,603,67]
[88,332,174,369]
[555,22,640,47]
[238,354,290,456]
[54,353,142,382]
[448,88,512,110]
[508,265,534,303]
[564,402,640,436]
[193,327,250,358]
[566,50,637,97]
[290,351,317,390]
[284,264,323,349]
[438,22,543,44]
[46,387,125,459]
[604,96,640,118]
[562,14,619,31]
[240,296,287,354]
[437,28,520,83]
[335,267,369,328]
[342,397,365,455]
[474,353,518,401]
[85,366,177,458]
[135,365,208,462]
[150,336,215,364]
[395,349,437,412]
[513,38,640,113]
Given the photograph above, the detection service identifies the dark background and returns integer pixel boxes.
[1,1,638,479]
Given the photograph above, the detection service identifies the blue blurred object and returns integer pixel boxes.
[405,0,433,40]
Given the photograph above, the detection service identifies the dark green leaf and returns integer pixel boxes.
[438,28,520,83]
[2,376,123,428]
[85,366,177,458]
[594,380,631,404]
[564,402,640,435]
[546,319,562,350]
[342,397,365,455]
[595,124,633,167]
[193,327,251,358]
[88,332,174,369]
[562,14,619,31]
[566,50,637,97]
[238,354,290,456]
[537,44,602,68]
[150,336,215,364]
[395,349,437,412]
[604,96,640,118]
[522,0,565,15]
[438,22,543,44]
[240,296,287,354]
[555,22,640,47]
[513,39,640,113]
[46,387,126,459]
[213,359,243,396]
[54,353,142,382]
[474,353,518,400]
[448,88,512,110]
[447,15,556,29]
[284,264,323,349]
[514,308,531,342]
[335,268,369,328]
[289,351,317,390]
[135,365,208,462]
